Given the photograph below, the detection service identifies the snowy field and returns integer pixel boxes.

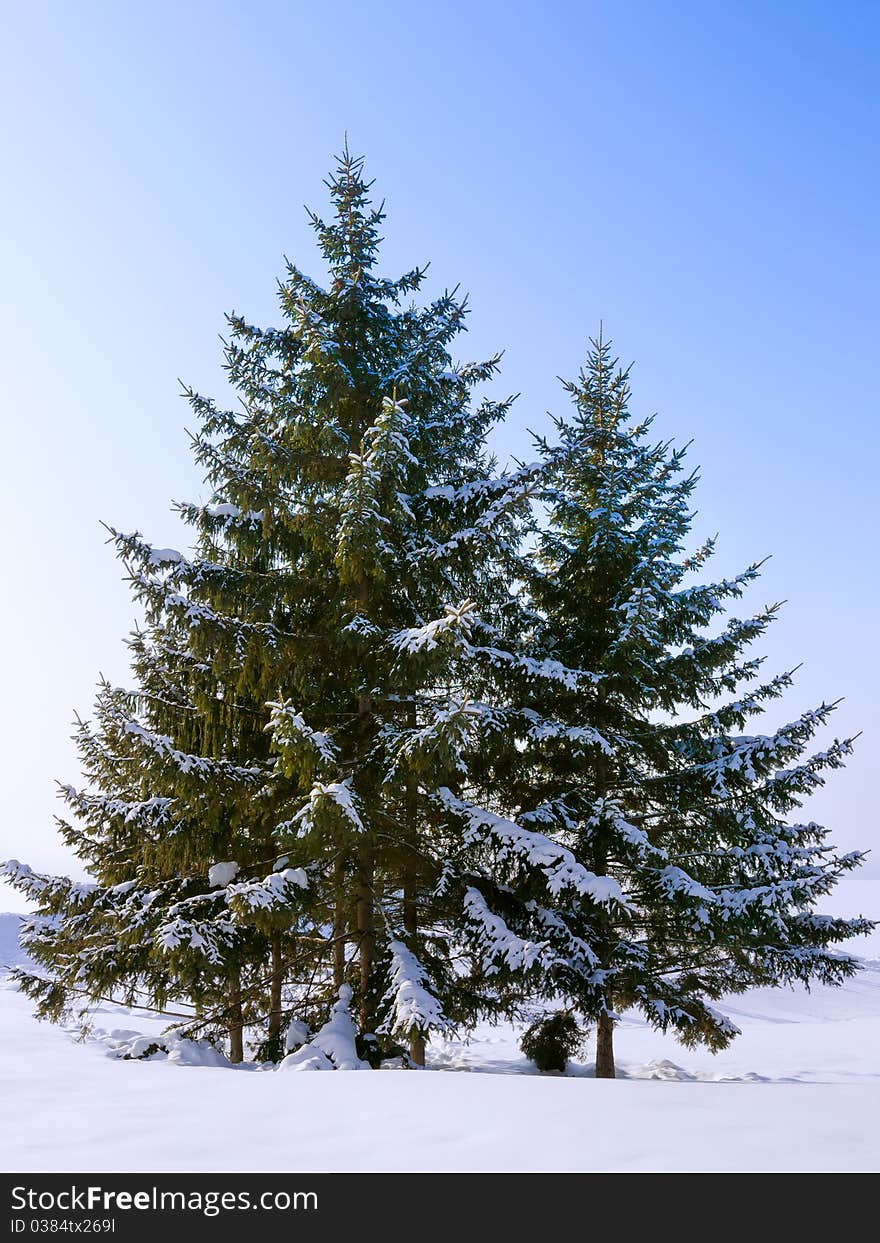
[2,903,879,1174]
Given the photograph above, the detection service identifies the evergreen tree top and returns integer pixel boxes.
[308,140,422,295]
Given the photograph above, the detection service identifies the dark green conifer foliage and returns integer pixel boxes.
[520,1010,587,1072]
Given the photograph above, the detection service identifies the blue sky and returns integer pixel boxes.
[1,1,877,910]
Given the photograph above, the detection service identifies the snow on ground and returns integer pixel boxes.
[1,912,879,1173]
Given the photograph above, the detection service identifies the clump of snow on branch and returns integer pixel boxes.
[283,1019,309,1053]
[154,915,236,964]
[226,867,308,912]
[266,700,338,764]
[378,940,453,1039]
[392,600,476,655]
[463,888,551,975]
[438,789,628,906]
[289,779,365,834]
[208,861,239,889]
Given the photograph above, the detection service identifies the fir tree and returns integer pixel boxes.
[512,332,874,1076]
[1,146,541,1064]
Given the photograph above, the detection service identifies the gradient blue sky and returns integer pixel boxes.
[1,1,877,913]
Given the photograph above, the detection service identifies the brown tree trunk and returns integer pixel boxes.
[593,713,616,1080]
[595,1009,615,1079]
[332,856,347,990]
[404,877,426,1067]
[402,706,425,1064]
[408,1031,426,1067]
[355,678,375,1033]
[408,1032,426,1067]
[356,849,374,1031]
[228,972,244,1064]
[403,701,426,1067]
[267,938,283,1040]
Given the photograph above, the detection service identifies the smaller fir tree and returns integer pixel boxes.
[508,332,874,1076]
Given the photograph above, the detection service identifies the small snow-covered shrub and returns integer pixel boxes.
[277,984,369,1071]
[254,1032,284,1063]
[255,1016,310,1064]
[121,1040,164,1061]
[520,1010,587,1072]
[356,1031,407,1068]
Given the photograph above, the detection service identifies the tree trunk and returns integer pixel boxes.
[408,1030,426,1067]
[403,700,426,1066]
[355,679,375,1033]
[404,877,426,1067]
[228,972,244,1064]
[332,856,347,990]
[356,849,374,1032]
[267,938,283,1040]
[593,717,616,1080]
[595,1009,615,1079]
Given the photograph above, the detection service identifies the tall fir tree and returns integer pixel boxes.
[508,332,873,1076]
[2,147,549,1064]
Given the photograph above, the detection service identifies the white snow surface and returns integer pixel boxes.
[1,911,879,1172]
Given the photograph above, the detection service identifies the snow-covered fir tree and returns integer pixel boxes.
[509,332,873,1076]
[1,147,551,1064]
